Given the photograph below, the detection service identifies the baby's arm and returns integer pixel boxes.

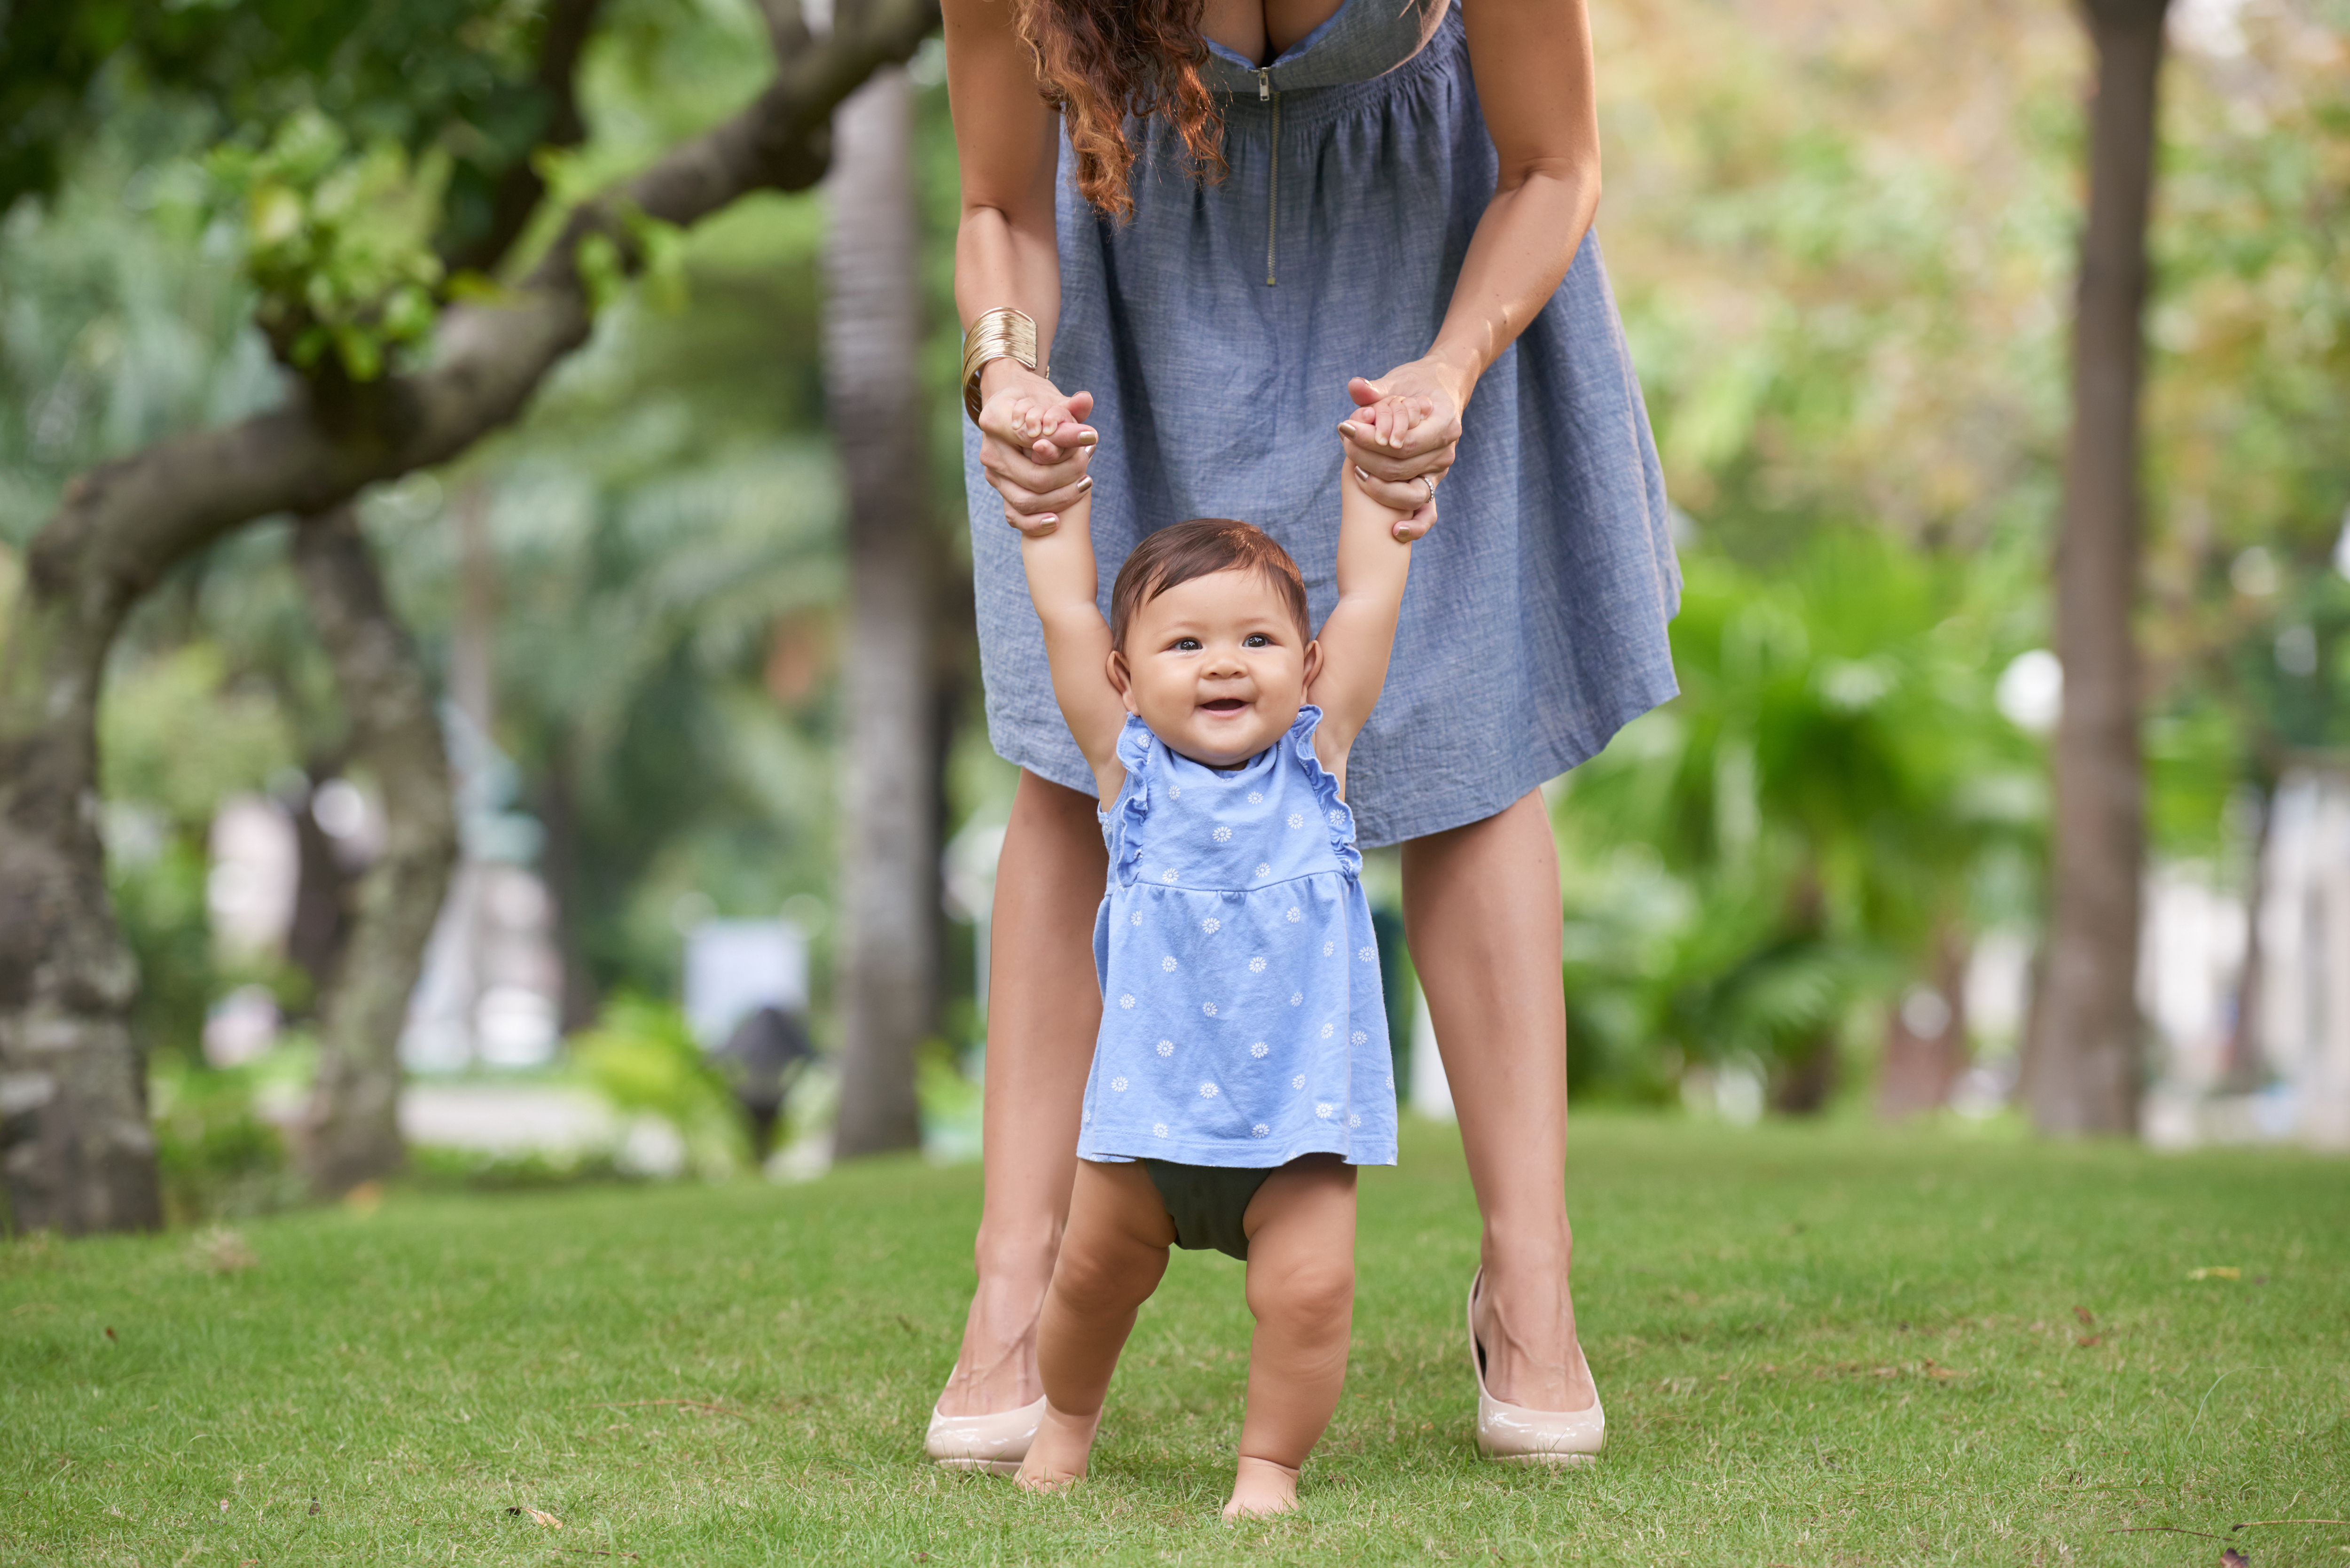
[1309,406,1424,777]
[1016,486,1130,801]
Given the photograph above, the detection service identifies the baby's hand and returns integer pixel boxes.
[1338,392,1435,453]
[1340,395,1436,540]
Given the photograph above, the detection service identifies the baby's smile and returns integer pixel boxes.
[1112,566,1319,771]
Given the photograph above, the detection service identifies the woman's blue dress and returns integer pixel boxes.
[963,0,1681,847]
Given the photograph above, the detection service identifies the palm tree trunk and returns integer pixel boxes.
[2028,0,2168,1137]
[290,507,458,1196]
[824,65,934,1158]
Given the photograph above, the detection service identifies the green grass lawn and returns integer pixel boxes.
[4,1113,2345,1566]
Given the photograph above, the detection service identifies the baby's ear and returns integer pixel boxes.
[1301,638,1324,693]
[1106,647,1137,710]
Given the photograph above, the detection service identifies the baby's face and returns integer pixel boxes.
[1111,567,1319,770]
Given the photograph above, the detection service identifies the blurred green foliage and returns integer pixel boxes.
[1559,534,2043,1099]
[571,995,745,1176]
[1,0,2342,1131]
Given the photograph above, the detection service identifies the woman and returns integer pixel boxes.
[930,0,1678,1465]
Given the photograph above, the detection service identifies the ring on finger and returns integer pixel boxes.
[1418,475,1436,506]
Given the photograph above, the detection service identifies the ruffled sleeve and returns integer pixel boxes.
[1287,706,1362,879]
[1104,715,1156,885]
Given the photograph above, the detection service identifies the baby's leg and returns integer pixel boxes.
[1016,1158,1174,1490]
[1226,1155,1358,1519]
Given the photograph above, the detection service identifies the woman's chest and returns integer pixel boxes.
[1197,0,1348,67]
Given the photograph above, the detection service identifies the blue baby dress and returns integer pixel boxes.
[1077,708,1398,1168]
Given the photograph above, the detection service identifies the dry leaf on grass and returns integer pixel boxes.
[2188,1266,2241,1281]
[528,1507,563,1529]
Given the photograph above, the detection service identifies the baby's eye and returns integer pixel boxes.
[1172,637,1202,652]
[1242,633,1270,648]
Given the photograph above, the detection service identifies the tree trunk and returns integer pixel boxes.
[2028,0,2167,1138]
[1878,929,1972,1118]
[0,0,938,1230]
[290,508,459,1197]
[0,580,160,1233]
[824,66,934,1159]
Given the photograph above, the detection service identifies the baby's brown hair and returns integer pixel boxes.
[1109,519,1311,652]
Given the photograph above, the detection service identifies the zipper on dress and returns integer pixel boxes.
[1259,67,1280,286]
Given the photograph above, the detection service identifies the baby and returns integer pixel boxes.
[1005,394,1429,1518]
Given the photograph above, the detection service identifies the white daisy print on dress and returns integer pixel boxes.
[1248,957,1266,973]
[1119,995,1136,1009]
[1286,907,1302,923]
[1348,1113,1362,1128]
[1252,1123,1270,1138]
[1315,1103,1334,1119]
[1321,1023,1335,1038]
[1161,870,1178,883]
[1323,942,1336,957]
[1247,791,1263,804]
[1130,911,1144,926]
[1153,1123,1168,1138]
[1351,1030,1368,1045]
[1255,863,1270,878]
[1169,785,1181,799]
[1211,826,1231,843]
[1292,1075,1307,1089]
[1290,992,1303,1006]
[1250,1043,1269,1058]
[1288,813,1304,828]
[1111,1077,1128,1091]
[1202,1002,1218,1016]
[1329,810,1346,826]
[1201,917,1220,934]
[1199,1083,1219,1098]
[1360,946,1376,962]
[1156,1040,1175,1057]
[1161,956,1178,972]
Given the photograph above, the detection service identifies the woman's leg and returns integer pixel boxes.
[1400,790,1596,1413]
[937,770,1108,1418]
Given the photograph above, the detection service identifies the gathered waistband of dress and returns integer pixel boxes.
[1194,11,1465,136]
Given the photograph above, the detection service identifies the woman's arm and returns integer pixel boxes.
[1014,488,1129,800]
[1338,0,1603,520]
[1310,440,1420,780]
[945,0,1097,530]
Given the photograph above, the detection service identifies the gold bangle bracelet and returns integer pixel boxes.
[962,307,1039,423]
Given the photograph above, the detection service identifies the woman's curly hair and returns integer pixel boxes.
[1014,0,1229,219]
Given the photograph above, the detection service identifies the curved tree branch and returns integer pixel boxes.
[0,0,942,1233]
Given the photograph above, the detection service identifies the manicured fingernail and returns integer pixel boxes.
[1037,513,1058,523]
[1077,431,1099,446]
[1077,476,1092,492]
[1355,466,1371,480]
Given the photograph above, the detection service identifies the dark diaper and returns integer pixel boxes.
[1141,1161,1278,1261]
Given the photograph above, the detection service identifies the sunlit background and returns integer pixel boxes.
[2,0,2345,1228]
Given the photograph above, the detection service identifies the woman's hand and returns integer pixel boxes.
[1336,366,1465,544]
[978,367,1097,538]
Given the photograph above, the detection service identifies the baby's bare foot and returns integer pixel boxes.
[1014,1403,1099,1493]
[1221,1455,1302,1520]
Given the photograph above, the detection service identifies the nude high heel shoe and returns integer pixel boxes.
[1467,1268,1605,1466]
[924,1384,1048,1475]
